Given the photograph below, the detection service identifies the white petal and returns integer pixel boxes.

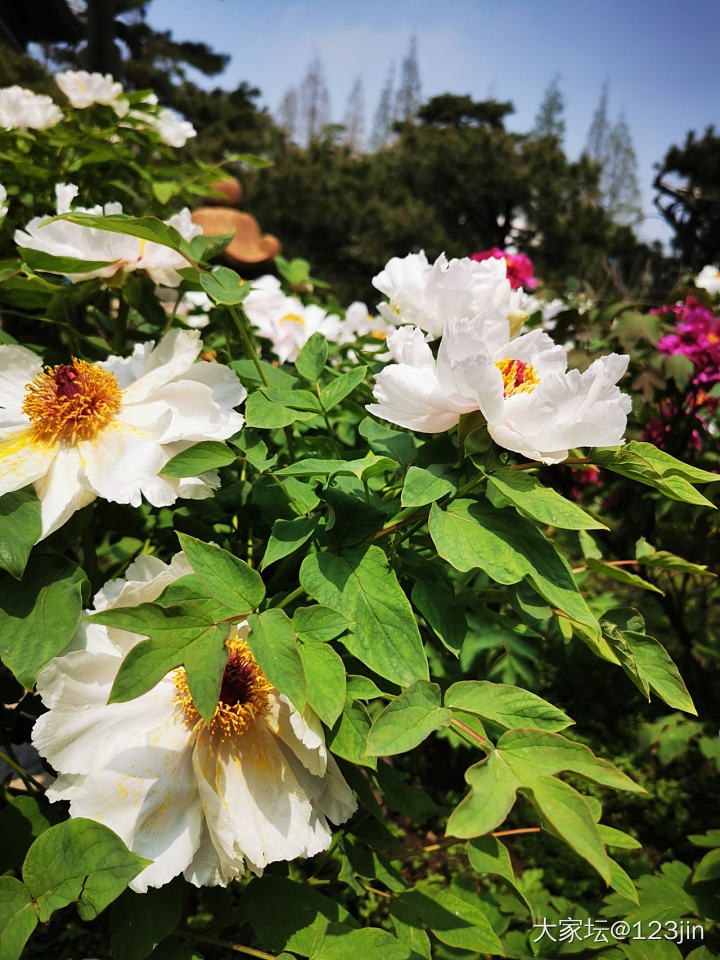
[33,444,95,539]
[368,363,473,433]
[93,553,192,614]
[264,695,327,777]
[0,345,43,413]
[78,423,167,507]
[0,428,56,499]
[121,330,202,404]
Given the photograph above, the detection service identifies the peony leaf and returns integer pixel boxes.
[23,819,149,922]
[487,468,608,529]
[366,680,451,756]
[159,440,237,477]
[401,465,455,508]
[327,697,375,768]
[261,516,319,570]
[0,557,86,688]
[0,877,38,960]
[394,884,504,955]
[177,532,265,611]
[411,580,466,656]
[298,641,346,727]
[445,680,573,732]
[295,332,328,381]
[109,883,183,960]
[300,546,428,687]
[312,927,411,960]
[0,486,41,580]
[293,605,349,643]
[246,609,306,713]
[319,366,367,411]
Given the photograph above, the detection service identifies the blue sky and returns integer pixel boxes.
[146,0,720,245]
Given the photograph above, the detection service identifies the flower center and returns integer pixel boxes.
[22,359,122,444]
[495,357,540,398]
[174,635,272,741]
[279,313,305,326]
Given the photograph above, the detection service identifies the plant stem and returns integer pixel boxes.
[450,718,491,749]
[175,930,276,959]
[276,585,306,610]
[227,304,268,386]
[81,508,101,594]
[0,749,44,792]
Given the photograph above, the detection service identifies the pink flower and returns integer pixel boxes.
[655,297,720,386]
[471,248,538,290]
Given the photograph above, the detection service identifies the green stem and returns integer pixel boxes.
[0,748,44,792]
[112,297,130,354]
[227,304,268,386]
[81,508,101,594]
[276,585,306,610]
[450,717,491,750]
[175,930,276,959]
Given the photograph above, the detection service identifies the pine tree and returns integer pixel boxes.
[278,87,299,141]
[297,53,331,145]
[585,81,611,165]
[394,36,421,122]
[343,76,365,152]
[604,112,642,224]
[532,73,565,141]
[370,63,395,150]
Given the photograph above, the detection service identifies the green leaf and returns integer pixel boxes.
[635,538,712,576]
[429,499,598,633]
[109,882,183,960]
[586,558,664,595]
[312,928,411,960]
[447,754,519,839]
[624,631,696,714]
[23,819,149,922]
[467,836,534,918]
[93,603,227,722]
[600,825,642,850]
[263,387,322,412]
[246,609,306,712]
[0,486,41,579]
[445,681,573,732]
[177,532,265,611]
[241,875,357,956]
[411,580,466,656]
[319,366,367,410]
[590,441,719,507]
[159,441,237,477]
[0,877,38,960]
[328,697,375,767]
[366,681,452,755]
[262,516,318,570]
[610,858,639,904]
[0,556,86,688]
[359,417,418,467]
[244,391,317,428]
[346,675,385,700]
[293,605,349,643]
[498,729,644,793]
[300,546,428,686]
[198,266,251,304]
[528,775,610,882]
[18,246,121,275]
[401,466,455,508]
[155,573,237,620]
[395,885,504,955]
[295,332,328,380]
[53,212,190,259]
[299,642,346,727]
[488,469,608,529]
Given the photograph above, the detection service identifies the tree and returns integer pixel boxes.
[343,76,365,152]
[278,87,299,141]
[370,63,395,150]
[394,35,421,122]
[298,52,330,145]
[532,73,565,142]
[654,126,720,268]
[584,83,642,224]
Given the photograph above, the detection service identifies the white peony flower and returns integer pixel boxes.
[15,184,202,287]
[368,321,631,464]
[695,265,720,296]
[0,330,245,540]
[0,85,63,130]
[150,107,197,148]
[508,290,567,333]
[243,275,343,363]
[55,70,126,114]
[32,553,356,890]
[0,183,7,220]
[339,301,395,345]
[372,251,512,339]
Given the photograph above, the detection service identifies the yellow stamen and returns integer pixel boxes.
[22,359,122,444]
[174,634,272,742]
[495,357,540,398]
[279,313,305,326]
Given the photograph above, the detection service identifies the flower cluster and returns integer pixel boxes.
[368,251,631,463]
[0,73,196,146]
[32,555,356,890]
[656,297,720,387]
[471,247,538,290]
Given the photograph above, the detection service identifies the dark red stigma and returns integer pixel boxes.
[219,656,254,706]
[511,359,527,388]
[54,365,83,399]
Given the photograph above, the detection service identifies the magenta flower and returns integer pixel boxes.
[655,297,720,386]
[471,248,538,290]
